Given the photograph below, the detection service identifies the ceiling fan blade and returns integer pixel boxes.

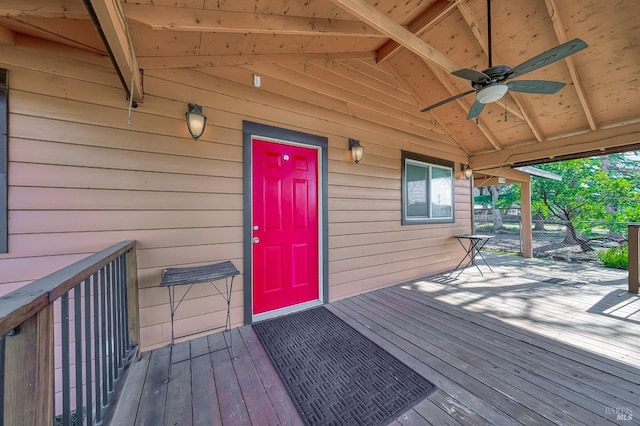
[452,68,490,83]
[506,38,588,79]
[467,100,486,120]
[420,89,476,113]
[507,80,566,94]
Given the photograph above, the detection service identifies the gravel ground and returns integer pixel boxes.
[481,231,601,264]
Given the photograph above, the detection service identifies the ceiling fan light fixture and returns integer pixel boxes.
[476,84,509,104]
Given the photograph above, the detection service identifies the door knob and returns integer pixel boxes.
[252,237,260,244]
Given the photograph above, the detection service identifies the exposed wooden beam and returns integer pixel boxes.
[473,176,512,187]
[123,4,385,37]
[544,0,597,131]
[470,121,640,170]
[514,166,562,181]
[138,51,376,70]
[473,176,499,187]
[599,117,640,131]
[456,1,542,140]
[479,167,531,182]
[5,17,104,53]
[85,0,143,102]
[328,0,463,73]
[0,0,88,19]
[0,26,14,45]
[377,0,458,63]
[385,60,471,157]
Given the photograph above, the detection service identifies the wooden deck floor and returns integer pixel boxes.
[109,254,640,425]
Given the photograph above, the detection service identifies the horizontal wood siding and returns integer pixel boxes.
[0,40,470,351]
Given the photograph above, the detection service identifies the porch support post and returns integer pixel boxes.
[629,223,639,294]
[520,179,533,258]
[3,305,54,425]
[126,244,141,355]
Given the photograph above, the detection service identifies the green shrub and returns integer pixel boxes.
[597,245,628,269]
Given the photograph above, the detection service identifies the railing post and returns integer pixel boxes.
[126,245,141,354]
[3,305,54,425]
[629,223,639,294]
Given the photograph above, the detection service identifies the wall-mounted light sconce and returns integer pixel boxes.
[461,164,473,180]
[348,138,364,164]
[185,103,207,140]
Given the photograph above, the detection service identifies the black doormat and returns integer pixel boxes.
[253,307,435,426]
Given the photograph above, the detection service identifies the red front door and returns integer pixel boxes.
[252,138,319,315]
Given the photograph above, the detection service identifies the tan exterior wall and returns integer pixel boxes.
[0,40,472,352]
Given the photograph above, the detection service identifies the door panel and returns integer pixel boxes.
[252,139,319,314]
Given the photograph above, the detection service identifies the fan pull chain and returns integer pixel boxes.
[504,96,508,122]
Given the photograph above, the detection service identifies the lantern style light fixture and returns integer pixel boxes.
[348,138,364,164]
[462,164,474,179]
[185,103,207,140]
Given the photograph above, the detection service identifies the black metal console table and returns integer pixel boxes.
[451,234,494,277]
[160,260,239,350]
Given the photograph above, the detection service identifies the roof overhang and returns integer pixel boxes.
[473,165,561,187]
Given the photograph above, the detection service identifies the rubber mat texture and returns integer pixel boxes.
[253,307,435,425]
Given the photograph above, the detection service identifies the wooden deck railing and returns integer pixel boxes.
[630,223,639,294]
[0,241,139,425]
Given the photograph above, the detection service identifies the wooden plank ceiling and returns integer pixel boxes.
[1,0,639,170]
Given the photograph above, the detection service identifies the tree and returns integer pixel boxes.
[475,184,520,231]
[488,186,503,230]
[532,153,640,251]
[533,209,546,231]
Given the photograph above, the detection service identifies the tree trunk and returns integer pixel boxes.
[563,221,593,252]
[489,186,503,231]
[533,211,546,231]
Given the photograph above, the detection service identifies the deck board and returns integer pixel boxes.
[102,351,149,425]
[229,328,282,426]
[408,396,458,426]
[348,292,613,425]
[171,340,191,364]
[110,254,640,425]
[387,286,640,381]
[355,294,579,417]
[190,335,210,358]
[164,359,193,426]
[209,334,251,426]
[426,389,490,426]
[191,349,222,426]
[237,326,303,426]
[382,286,640,403]
[328,302,546,425]
[134,346,170,426]
[377,288,639,402]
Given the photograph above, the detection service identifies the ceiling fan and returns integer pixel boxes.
[420,0,588,119]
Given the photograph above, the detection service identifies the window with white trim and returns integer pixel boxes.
[401,152,454,224]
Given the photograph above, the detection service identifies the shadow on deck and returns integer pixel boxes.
[109,254,640,425]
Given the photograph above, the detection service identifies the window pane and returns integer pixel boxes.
[402,152,454,225]
[431,166,452,218]
[406,163,428,218]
